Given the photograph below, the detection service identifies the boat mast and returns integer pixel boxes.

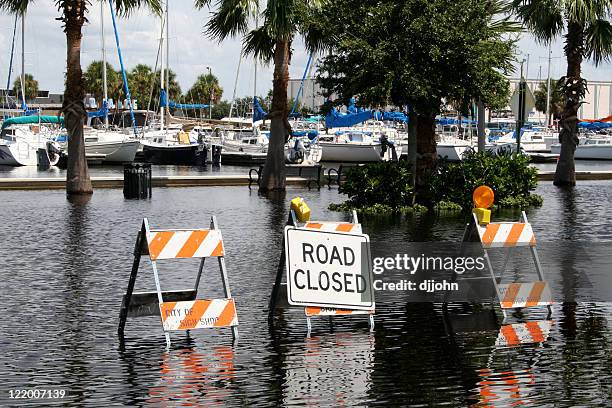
[545,44,552,128]
[20,11,26,107]
[159,1,165,131]
[253,14,258,120]
[101,1,109,127]
[229,56,242,119]
[165,0,169,114]
[4,15,18,107]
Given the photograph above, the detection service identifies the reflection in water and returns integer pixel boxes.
[146,346,236,406]
[473,368,536,407]
[282,333,375,407]
[60,197,92,401]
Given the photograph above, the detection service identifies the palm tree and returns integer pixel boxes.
[12,73,39,103]
[512,1,612,186]
[534,78,566,126]
[195,0,328,191]
[184,72,223,117]
[0,1,161,195]
[84,60,121,104]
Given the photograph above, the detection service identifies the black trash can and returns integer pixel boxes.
[123,163,152,199]
[212,144,222,165]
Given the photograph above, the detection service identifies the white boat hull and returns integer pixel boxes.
[85,140,139,163]
[551,143,612,160]
[436,144,471,161]
[317,142,384,162]
[0,142,38,166]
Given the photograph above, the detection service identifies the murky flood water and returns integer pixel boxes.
[1,182,611,406]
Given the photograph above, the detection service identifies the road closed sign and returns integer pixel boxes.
[284,226,375,310]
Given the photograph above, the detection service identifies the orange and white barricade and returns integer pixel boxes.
[495,320,554,347]
[268,198,375,334]
[118,217,238,347]
[465,207,554,318]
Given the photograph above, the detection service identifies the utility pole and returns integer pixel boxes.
[207,66,213,119]
[545,44,552,128]
[516,60,526,153]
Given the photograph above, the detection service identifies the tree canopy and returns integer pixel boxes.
[184,73,223,105]
[315,0,517,114]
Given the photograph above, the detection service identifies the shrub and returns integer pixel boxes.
[337,161,414,209]
[426,150,542,210]
[330,151,542,213]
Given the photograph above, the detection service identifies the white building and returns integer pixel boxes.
[287,78,328,111]
[509,77,612,122]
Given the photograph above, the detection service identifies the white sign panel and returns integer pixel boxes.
[284,227,375,310]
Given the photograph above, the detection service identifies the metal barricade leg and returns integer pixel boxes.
[212,216,239,341]
[483,248,507,319]
[194,258,206,292]
[522,212,553,316]
[151,261,171,348]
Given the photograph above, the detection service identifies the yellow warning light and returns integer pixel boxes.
[473,185,494,209]
[290,197,311,222]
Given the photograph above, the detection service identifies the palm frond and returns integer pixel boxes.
[0,0,30,14]
[488,1,524,34]
[265,0,298,40]
[194,0,212,8]
[564,0,611,24]
[242,25,276,62]
[511,0,564,42]
[206,0,256,41]
[113,0,162,16]
[584,18,612,65]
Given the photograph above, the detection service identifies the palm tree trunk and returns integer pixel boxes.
[415,112,437,201]
[63,1,92,195]
[554,22,584,187]
[259,39,290,192]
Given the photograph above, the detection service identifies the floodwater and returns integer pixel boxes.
[1,182,611,406]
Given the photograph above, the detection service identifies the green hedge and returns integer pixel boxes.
[330,151,543,213]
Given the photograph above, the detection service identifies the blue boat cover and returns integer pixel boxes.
[325,107,372,129]
[253,97,268,122]
[160,89,209,109]
[87,101,108,118]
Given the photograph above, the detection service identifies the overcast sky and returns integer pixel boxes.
[1,3,611,100]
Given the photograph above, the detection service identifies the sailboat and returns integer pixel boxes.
[75,3,139,164]
[0,12,62,167]
[139,0,206,165]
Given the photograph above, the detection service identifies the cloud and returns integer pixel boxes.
[1,4,610,100]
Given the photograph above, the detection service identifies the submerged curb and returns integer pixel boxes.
[1,171,612,190]
[0,175,313,190]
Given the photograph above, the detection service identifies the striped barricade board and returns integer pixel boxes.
[160,299,238,331]
[303,221,362,234]
[498,282,553,309]
[496,320,554,347]
[475,222,536,248]
[146,229,225,260]
[305,306,374,317]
